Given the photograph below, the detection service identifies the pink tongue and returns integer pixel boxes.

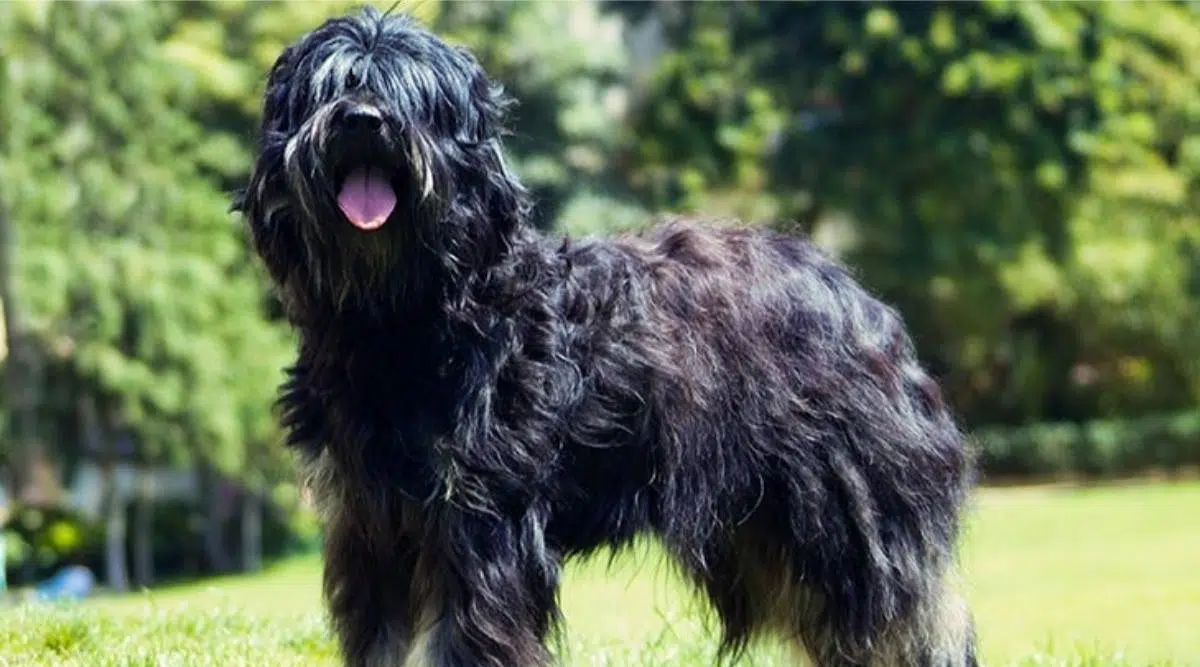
[337,168,396,230]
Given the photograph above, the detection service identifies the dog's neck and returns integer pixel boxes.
[287,223,543,347]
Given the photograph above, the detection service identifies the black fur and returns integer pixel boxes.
[235,9,980,667]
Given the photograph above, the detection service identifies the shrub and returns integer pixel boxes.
[974,411,1200,481]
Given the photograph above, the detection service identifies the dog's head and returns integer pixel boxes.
[235,8,529,315]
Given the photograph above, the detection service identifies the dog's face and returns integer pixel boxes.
[236,9,528,314]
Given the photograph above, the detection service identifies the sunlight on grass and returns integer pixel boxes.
[960,483,1200,665]
[2,482,1196,666]
[91,554,325,617]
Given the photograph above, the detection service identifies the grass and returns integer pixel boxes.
[1,481,1198,666]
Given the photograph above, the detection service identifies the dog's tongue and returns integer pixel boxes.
[337,168,396,230]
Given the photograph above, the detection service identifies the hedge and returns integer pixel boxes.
[972,411,1200,480]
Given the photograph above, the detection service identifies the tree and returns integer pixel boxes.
[609,1,1200,427]
[1,0,298,584]
[434,1,647,235]
[0,0,47,525]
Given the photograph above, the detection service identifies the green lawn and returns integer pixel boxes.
[1,482,1197,666]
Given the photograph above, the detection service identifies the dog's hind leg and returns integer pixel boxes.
[685,530,832,667]
[787,569,978,667]
[857,573,979,667]
[695,521,977,667]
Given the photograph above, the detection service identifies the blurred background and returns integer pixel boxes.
[0,0,1197,659]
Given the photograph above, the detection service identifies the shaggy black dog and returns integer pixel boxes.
[235,8,979,667]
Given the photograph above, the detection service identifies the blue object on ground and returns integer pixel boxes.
[33,565,96,602]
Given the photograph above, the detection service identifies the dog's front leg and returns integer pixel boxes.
[407,505,562,667]
[322,505,421,667]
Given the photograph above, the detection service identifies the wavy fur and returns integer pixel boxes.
[235,9,979,667]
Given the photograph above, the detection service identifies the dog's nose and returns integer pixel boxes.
[341,104,384,133]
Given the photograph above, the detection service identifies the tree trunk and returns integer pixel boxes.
[80,395,128,592]
[1,197,47,589]
[201,466,232,574]
[0,41,44,513]
[133,467,154,588]
[101,465,129,593]
[0,199,43,510]
[240,489,263,573]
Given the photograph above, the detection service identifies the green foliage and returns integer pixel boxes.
[612,2,1200,428]
[2,504,103,580]
[3,0,1200,531]
[1,497,304,588]
[976,410,1200,479]
[0,0,652,498]
[0,1,294,488]
[435,1,647,233]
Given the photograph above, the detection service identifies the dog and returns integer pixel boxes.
[234,8,979,667]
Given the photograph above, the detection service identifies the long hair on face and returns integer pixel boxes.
[233,8,532,319]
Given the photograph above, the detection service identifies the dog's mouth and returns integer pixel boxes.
[336,166,397,231]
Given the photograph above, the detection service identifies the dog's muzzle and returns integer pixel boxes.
[284,98,436,231]
[327,102,397,231]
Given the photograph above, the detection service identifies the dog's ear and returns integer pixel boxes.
[259,44,302,134]
[266,44,299,89]
[454,45,512,145]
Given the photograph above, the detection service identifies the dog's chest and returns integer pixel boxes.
[308,331,458,501]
